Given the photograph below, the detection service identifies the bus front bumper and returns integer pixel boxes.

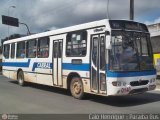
[107,82,156,96]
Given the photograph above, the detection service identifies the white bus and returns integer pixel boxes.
[2,19,156,99]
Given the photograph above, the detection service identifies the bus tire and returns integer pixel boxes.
[70,77,84,99]
[17,71,25,86]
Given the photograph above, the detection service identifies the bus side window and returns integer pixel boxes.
[66,31,87,57]
[3,44,10,59]
[16,42,26,58]
[37,37,49,58]
[11,43,15,59]
[26,39,37,58]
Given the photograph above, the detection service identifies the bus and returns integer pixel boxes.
[2,19,156,99]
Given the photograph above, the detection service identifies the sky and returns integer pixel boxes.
[0,0,160,41]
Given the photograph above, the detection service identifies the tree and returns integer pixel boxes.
[0,34,24,54]
[1,34,23,45]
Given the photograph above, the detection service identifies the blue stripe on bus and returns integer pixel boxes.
[107,70,156,77]
[62,63,90,71]
[1,61,156,77]
[32,63,38,71]
[1,59,31,67]
[32,62,53,71]
[1,60,53,72]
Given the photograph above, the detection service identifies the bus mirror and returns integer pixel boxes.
[106,36,112,49]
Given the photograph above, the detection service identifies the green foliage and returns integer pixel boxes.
[1,34,22,44]
[0,34,24,54]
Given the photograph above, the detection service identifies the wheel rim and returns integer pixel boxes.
[73,81,82,95]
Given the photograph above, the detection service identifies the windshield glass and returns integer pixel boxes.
[109,30,154,71]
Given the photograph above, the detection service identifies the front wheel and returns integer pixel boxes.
[70,77,84,99]
[17,71,25,86]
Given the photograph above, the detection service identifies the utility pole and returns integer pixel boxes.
[8,6,16,40]
[130,0,134,20]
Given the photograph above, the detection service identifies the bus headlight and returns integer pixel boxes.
[150,78,156,83]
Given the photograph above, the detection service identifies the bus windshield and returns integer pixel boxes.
[109,30,154,71]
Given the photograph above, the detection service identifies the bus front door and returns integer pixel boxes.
[53,40,63,86]
[91,34,107,94]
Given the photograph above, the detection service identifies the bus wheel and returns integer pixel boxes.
[70,77,84,99]
[18,71,25,86]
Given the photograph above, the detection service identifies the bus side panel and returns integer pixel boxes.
[36,37,53,86]
[36,65,53,86]
[24,72,36,83]
[3,58,17,80]
[2,69,10,78]
[9,71,17,80]
[36,74,53,86]
[63,70,91,92]
[18,59,37,83]
[62,30,91,93]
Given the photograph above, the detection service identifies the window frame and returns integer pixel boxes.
[11,43,15,59]
[37,37,50,58]
[16,41,26,58]
[3,44,10,59]
[26,39,37,58]
[66,30,87,57]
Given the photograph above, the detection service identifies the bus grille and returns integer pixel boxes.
[130,80,149,86]
[129,88,148,94]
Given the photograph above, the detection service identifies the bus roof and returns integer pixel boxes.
[4,19,109,44]
[3,19,147,44]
